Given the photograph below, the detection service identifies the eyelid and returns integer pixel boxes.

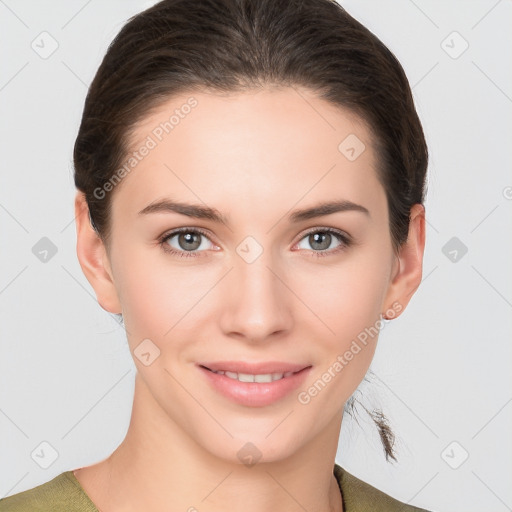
[158,225,353,258]
[292,226,352,255]
[158,227,219,256]
[296,225,352,244]
[160,226,214,242]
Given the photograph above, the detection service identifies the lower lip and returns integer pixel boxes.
[198,365,312,407]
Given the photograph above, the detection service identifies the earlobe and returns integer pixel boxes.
[74,191,122,314]
[382,204,426,319]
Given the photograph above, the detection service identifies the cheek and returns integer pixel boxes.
[289,250,390,397]
[115,253,217,343]
[294,268,386,412]
[292,252,390,340]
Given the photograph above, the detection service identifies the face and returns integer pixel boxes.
[87,87,408,464]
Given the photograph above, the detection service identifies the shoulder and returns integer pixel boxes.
[0,471,98,512]
[334,463,434,512]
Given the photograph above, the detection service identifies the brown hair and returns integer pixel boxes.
[73,0,428,462]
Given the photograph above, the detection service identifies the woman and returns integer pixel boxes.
[0,0,433,510]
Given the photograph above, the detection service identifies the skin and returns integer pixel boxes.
[73,86,425,512]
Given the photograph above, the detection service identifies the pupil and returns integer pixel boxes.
[311,232,330,250]
[180,232,200,250]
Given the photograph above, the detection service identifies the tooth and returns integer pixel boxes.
[255,374,273,383]
[216,371,291,382]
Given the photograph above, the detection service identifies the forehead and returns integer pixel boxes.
[112,87,385,222]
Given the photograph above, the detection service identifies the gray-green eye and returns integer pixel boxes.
[296,229,351,256]
[160,228,215,257]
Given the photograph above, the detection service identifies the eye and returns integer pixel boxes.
[159,228,217,258]
[295,228,352,257]
[158,227,352,259]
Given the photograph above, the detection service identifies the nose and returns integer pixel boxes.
[218,248,293,343]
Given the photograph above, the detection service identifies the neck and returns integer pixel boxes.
[75,372,344,512]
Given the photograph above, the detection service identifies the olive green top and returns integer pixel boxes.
[0,463,432,511]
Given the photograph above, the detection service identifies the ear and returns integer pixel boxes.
[74,191,122,314]
[382,203,426,319]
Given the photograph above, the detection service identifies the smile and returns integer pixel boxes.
[198,364,312,407]
[207,368,298,383]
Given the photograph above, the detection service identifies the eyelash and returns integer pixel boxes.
[158,227,352,259]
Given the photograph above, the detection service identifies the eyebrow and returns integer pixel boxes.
[138,198,370,224]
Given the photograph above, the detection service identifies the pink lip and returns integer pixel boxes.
[197,362,312,407]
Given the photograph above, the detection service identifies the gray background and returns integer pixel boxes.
[1,1,511,511]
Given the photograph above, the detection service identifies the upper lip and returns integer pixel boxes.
[198,361,311,374]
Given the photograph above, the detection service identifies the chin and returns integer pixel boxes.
[198,424,307,467]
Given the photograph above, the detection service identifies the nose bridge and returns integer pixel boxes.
[219,242,292,340]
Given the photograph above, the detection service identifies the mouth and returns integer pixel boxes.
[197,361,312,407]
[199,365,305,383]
